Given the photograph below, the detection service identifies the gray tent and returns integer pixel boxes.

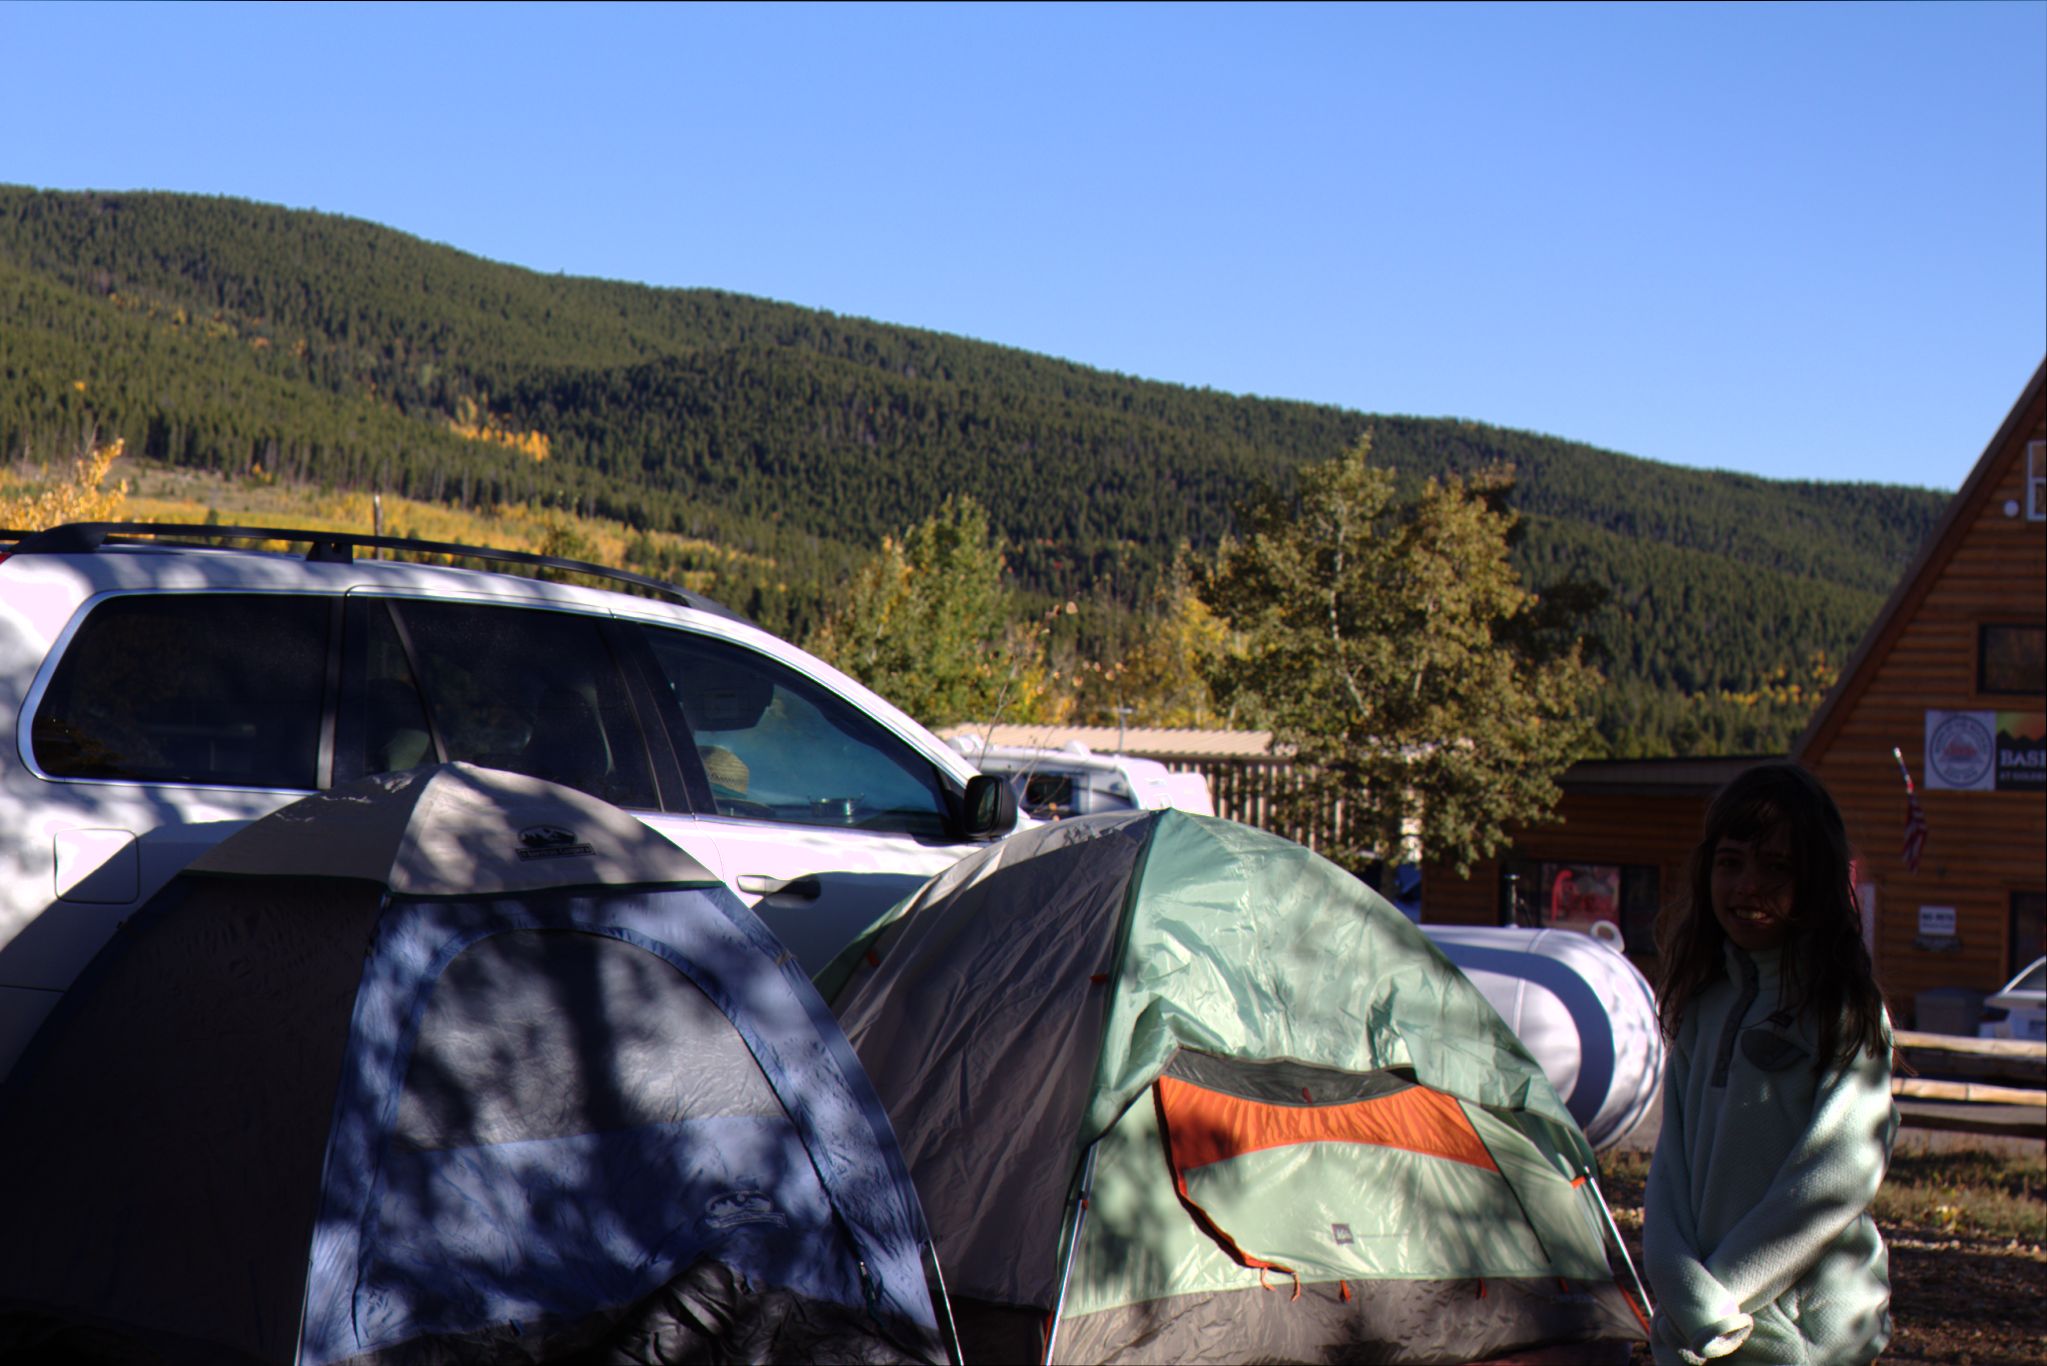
[824,811,1648,1364]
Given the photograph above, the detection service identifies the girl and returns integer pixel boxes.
[1644,763,1896,1365]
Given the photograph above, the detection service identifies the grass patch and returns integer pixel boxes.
[1593,1147,2047,1246]
[1877,1149,2047,1244]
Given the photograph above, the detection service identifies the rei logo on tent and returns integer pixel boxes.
[517,825,595,861]
[704,1188,789,1233]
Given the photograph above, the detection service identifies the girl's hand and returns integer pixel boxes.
[1655,1306,1754,1363]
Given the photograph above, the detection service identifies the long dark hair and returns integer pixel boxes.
[1656,763,1889,1071]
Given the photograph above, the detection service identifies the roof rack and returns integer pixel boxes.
[0,521,751,624]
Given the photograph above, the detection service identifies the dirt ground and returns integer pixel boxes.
[1880,1233,2047,1365]
[1601,1131,2047,1366]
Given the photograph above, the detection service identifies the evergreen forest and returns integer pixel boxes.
[0,187,1952,756]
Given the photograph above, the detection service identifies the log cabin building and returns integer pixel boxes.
[1415,755,1763,978]
[1794,360,2045,1016]
[1421,361,2046,1025]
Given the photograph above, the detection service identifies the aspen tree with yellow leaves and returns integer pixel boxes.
[1065,549,1234,727]
[1,437,129,530]
[449,395,551,462]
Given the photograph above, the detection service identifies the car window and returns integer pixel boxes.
[31,593,329,789]
[1019,770,1079,818]
[639,626,953,839]
[388,600,657,810]
[332,597,436,784]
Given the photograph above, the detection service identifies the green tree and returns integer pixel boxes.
[805,494,1054,728]
[1199,438,1599,877]
[1069,547,1234,727]
[0,187,1939,757]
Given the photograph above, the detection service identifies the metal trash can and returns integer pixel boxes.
[1914,987,1987,1036]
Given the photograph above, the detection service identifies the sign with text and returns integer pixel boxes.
[1915,904,1961,953]
[1925,709,2047,790]
[1925,710,1997,790]
[1995,711,2046,791]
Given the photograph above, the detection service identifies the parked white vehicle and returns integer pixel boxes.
[0,523,1018,1078]
[1982,956,2046,1042]
[946,736,1215,819]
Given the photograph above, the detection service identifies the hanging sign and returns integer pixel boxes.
[1915,904,1960,953]
[1925,710,1996,791]
[1926,709,2047,790]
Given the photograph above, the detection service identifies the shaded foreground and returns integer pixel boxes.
[1602,1140,2046,1365]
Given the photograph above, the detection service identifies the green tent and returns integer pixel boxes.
[822,810,1650,1364]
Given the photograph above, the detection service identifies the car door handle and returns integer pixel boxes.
[736,874,822,900]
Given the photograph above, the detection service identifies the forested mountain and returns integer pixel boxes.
[0,186,1950,754]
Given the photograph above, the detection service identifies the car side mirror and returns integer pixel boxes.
[962,774,1018,841]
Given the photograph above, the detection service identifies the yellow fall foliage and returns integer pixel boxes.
[110,461,764,598]
[1712,651,1840,709]
[0,438,129,530]
[448,394,551,462]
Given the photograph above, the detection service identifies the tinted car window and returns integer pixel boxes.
[332,597,435,784]
[392,601,657,810]
[1020,770,1081,818]
[640,626,953,839]
[32,593,328,788]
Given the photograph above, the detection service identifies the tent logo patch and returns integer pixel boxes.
[704,1188,787,1232]
[517,825,595,861]
[1331,1223,1355,1245]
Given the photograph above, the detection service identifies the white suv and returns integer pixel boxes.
[0,523,1017,1077]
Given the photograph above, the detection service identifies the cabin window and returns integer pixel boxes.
[2012,892,2046,980]
[2028,440,2044,522]
[1501,859,1659,954]
[1979,624,2046,696]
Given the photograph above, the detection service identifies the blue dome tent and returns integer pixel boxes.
[0,764,949,1364]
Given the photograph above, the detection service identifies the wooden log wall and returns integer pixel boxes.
[1807,396,2046,1017]
[1417,790,1713,937]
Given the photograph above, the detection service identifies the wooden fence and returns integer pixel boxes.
[1892,1030,2046,1139]
[1164,757,1362,855]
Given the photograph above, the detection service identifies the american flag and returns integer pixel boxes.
[1894,747,1928,872]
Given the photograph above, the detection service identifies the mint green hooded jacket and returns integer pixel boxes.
[1644,944,1896,1365]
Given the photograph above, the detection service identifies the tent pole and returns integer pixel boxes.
[924,1239,965,1366]
[1579,1163,1655,1317]
[1042,1139,1102,1366]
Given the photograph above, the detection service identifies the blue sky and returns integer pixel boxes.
[3,1,2041,491]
